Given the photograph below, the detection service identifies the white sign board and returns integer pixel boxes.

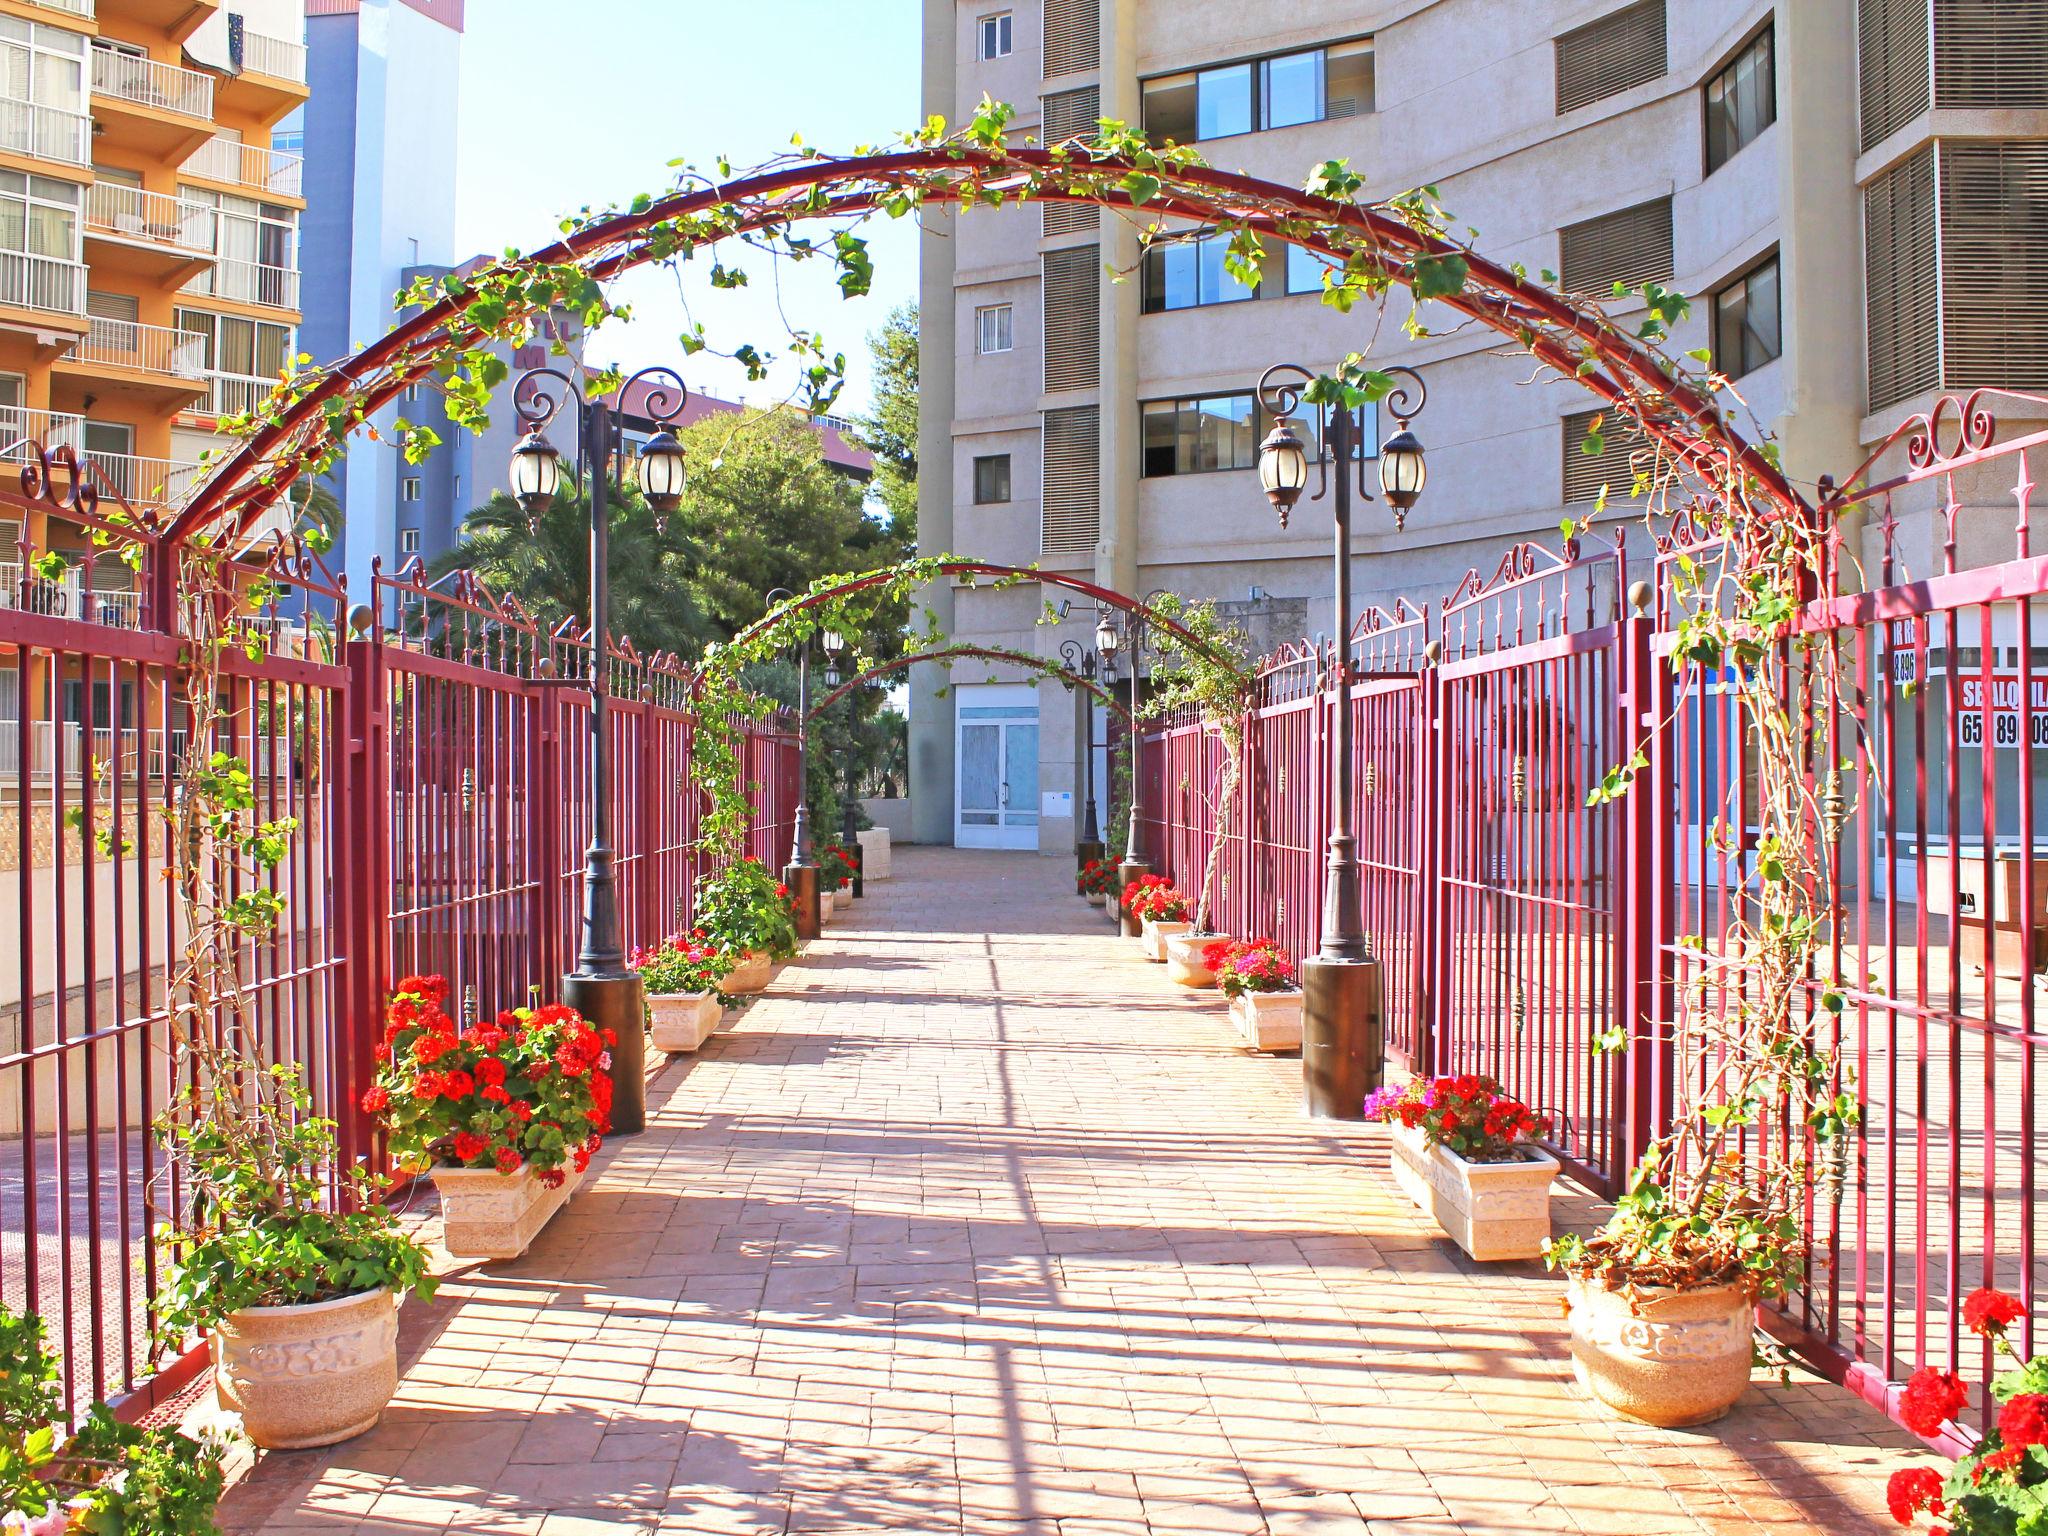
[1041,791,1073,818]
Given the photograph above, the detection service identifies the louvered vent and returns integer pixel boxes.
[1042,86,1099,144]
[1559,197,1673,295]
[1939,140,2048,391]
[1859,0,1932,151]
[1555,1,1667,114]
[1865,145,1938,409]
[1561,409,1646,505]
[1045,201,1100,237]
[1043,244,1099,393]
[1042,406,1100,556]
[1044,0,1098,77]
[1934,0,2048,109]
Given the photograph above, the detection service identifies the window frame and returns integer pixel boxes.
[1140,391,1260,478]
[398,526,420,553]
[1711,250,1782,379]
[978,11,1012,62]
[1702,20,1776,176]
[401,476,422,504]
[1141,35,1373,145]
[1140,229,1261,313]
[975,301,1013,356]
[972,452,1012,505]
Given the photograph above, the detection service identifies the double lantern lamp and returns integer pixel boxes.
[511,425,689,533]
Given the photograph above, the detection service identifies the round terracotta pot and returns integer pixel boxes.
[212,1287,401,1449]
[1566,1276,1755,1427]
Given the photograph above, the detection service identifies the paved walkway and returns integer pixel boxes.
[220,847,1920,1535]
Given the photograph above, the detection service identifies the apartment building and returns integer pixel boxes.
[913,0,2045,852]
[0,0,307,625]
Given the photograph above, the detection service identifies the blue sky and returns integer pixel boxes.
[452,0,923,417]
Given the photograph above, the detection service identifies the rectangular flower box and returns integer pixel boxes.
[723,951,776,995]
[1141,917,1191,961]
[432,1160,583,1261]
[1229,989,1303,1052]
[1388,1119,1558,1261]
[650,991,721,1052]
[856,827,891,880]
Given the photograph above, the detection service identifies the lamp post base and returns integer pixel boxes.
[559,970,647,1137]
[784,863,822,940]
[850,842,865,899]
[1116,856,1150,938]
[1299,957,1381,1120]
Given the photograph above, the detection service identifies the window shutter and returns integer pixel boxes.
[1042,244,1099,393]
[1044,200,1099,237]
[1865,145,1938,409]
[1933,0,2048,109]
[1561,409,1645,505]
[1044,0,1098,77]
[1554,1,1666,114]
[1041,405,1099,556]
[1041,85,1099,144]
[1859,0,1932,151]
[1938,140,2048,391]
[1559,197,1673,295]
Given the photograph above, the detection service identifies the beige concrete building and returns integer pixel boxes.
[913,0,2044,852]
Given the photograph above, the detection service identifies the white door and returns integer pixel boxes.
[955,684,1040,849]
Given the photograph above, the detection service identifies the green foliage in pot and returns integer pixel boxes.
[0,1307,225,1534]
[693,857,800,960]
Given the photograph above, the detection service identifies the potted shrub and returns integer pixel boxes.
[1123,876,1191,960]
[1365,1075,1558,1263]
[0,1307,225,1533]
[1078,858,1114,905]
[695,856,800,993]
[821,843,858,895]
[1166,932,1234,989]
[634,933,736,1052]
[1881,1285,2042,1531]
[155,1066,438,1451]
[366,975,613,1262]
[1216,939,1303,1051]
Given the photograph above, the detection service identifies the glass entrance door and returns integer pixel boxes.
[955,684,1040,849]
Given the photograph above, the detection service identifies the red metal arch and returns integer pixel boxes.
[161,142,1805,586]
[806,642,1132,723]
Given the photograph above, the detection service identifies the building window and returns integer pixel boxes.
[1555,1,1667,115]
[1142,231,1258,312]
[976,302,1013,355]
[1144,39,1373,144]
[1285,244,1344,296]
[401,476,422,503]
[978,12,1012,61]
[1712,254,1781,377]
[399,527,420,554]
[1142,393,1257,476]
[1559,196,1674,295]
[1704,24,1775,173]
[973,453,1011,504]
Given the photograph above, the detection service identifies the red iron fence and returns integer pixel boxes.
[0,555,796,1420]
[1134,393,2048,1435]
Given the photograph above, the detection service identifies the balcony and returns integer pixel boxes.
[188,370,273,420]
[0,565,140,630]
[0,250,86,321]
[0,406,86,461]
[217,30,308,116]
[83,183,215,282]
[189,254,298,312]
[94,0,217,45]
[90,47,216,160]
[56,317,208,404]
[21,0,95,15]
[183,135,304,201]
[0,84,90,170]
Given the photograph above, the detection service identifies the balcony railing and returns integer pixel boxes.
[85,184,214,253]
[0,250,85,316]
[69,317,208,380]
[82,450,203,506]
[193,371,276,419]
[0,564,139,629]
[183,135,303,199]
[23,0,93,14]
[194,256,299,311]
[238,31,306,83]
[0,80,89,168]
[0,406,86,462]
[91,47,214,122]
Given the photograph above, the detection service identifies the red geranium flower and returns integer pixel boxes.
[775,882,791,897]
[493,1145,521,1175]
[1972,1444,2025,1484]
[1899,1367,1968,1436]
[481,1084,511,1105]
[2000,1392,2048,1449]
[441,1069,476,1100]
[451,1130,487,1163]
[475,1057,507,1088]
[360,1085,390,1114]
[1965,1287,2025,1337]
[1885,1466,1944,1524]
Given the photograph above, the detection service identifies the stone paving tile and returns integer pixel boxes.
[218,847,1923,1535]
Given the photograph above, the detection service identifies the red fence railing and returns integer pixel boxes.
[0,556,797,1421]
[1136,403,2048,1435]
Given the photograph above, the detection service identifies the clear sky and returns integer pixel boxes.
[451,0,924,417]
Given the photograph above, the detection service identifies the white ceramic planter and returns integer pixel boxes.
[1389,1120,1559,1261]
[432,1159,583,1260]
[1566,1277,1756,1426]
[1141,917,1192,961]
[650,991,721,1052]
[212,1288,402,1450]
[1164,932,1227,988]
[1229,989,1304,1051]
[723,951,776,995]
[820,889,836,922]
[1086,891,1106,907]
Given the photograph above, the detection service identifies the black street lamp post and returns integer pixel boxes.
[766,591,844,940]
[509,365,691,1138]
[1058,634,1105,876]
[1254,362,1428,1119]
